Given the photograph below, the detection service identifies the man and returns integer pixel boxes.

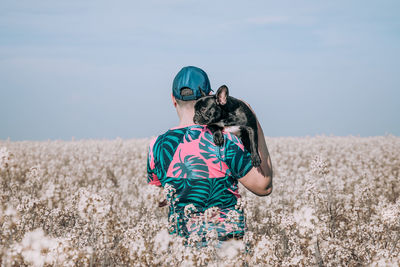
[146,66,272,247]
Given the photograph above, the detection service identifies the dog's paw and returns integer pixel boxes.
[251,153,261,167]
[213,133,224,146]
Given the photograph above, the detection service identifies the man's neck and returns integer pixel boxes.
[177,109,195,127]
[178,118,195,127]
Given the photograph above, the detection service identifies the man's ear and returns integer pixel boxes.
[171,94,177,107]
[216,85,229,105]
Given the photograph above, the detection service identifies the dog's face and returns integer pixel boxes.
[193,96,223,124]
[193,85,228,125]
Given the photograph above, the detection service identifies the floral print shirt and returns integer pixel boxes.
[146,125,252,245]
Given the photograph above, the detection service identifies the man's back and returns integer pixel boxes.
[147,124,253,243]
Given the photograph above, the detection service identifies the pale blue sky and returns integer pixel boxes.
[1,0,399,140]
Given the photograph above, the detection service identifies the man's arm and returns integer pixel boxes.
[147,138,162,187]
[147,139,167,207]
[254,118,273,179]
[238,105,273,196]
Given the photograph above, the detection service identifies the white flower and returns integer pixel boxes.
[40,182,55,201]
[310,155,329,176]
[235,197,246,211]
[76,188,111,221]
[27,165,41,179]
[184,204,198,217]
[205,228,218,241]
[19,228,57,267]
[218,239,244,259]
[164,183,176,195]
[204,206,220,224]
[380,202,400,225]
[280,214,295,230]
[0,146,12,170]
[226,210,240,223]
[187,231,201,246]
[154,229,172,252]
[293,206,318,235]
[164,183,178,205]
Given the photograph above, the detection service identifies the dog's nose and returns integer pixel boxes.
[193,115,202,124]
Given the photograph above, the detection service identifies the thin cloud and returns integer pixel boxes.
[245,16,290,25]
[217,15,291,32]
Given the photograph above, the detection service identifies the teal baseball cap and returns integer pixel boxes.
[172,66,213,100]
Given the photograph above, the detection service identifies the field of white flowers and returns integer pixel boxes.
[1,135,399,266]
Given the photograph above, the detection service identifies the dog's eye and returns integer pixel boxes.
[201,107,207,113]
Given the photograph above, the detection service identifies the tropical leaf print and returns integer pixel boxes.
[199,133,225,171]
[223,134,252,179]
[152,128,186,178]
[179,178,235,209]
[164,177,193,192]
[172,149,209,179]
[183,125,203,143]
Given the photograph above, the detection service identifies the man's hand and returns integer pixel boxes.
[159,199,168,207]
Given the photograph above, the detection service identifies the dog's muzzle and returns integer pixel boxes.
[193,113,202,124]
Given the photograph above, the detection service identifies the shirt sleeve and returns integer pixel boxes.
[223,132,253,179]
[147,137,162,187]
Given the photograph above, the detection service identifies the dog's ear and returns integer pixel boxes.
[216,85,229,105]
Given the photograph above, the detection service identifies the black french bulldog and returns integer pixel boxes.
[193,85,261,167]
